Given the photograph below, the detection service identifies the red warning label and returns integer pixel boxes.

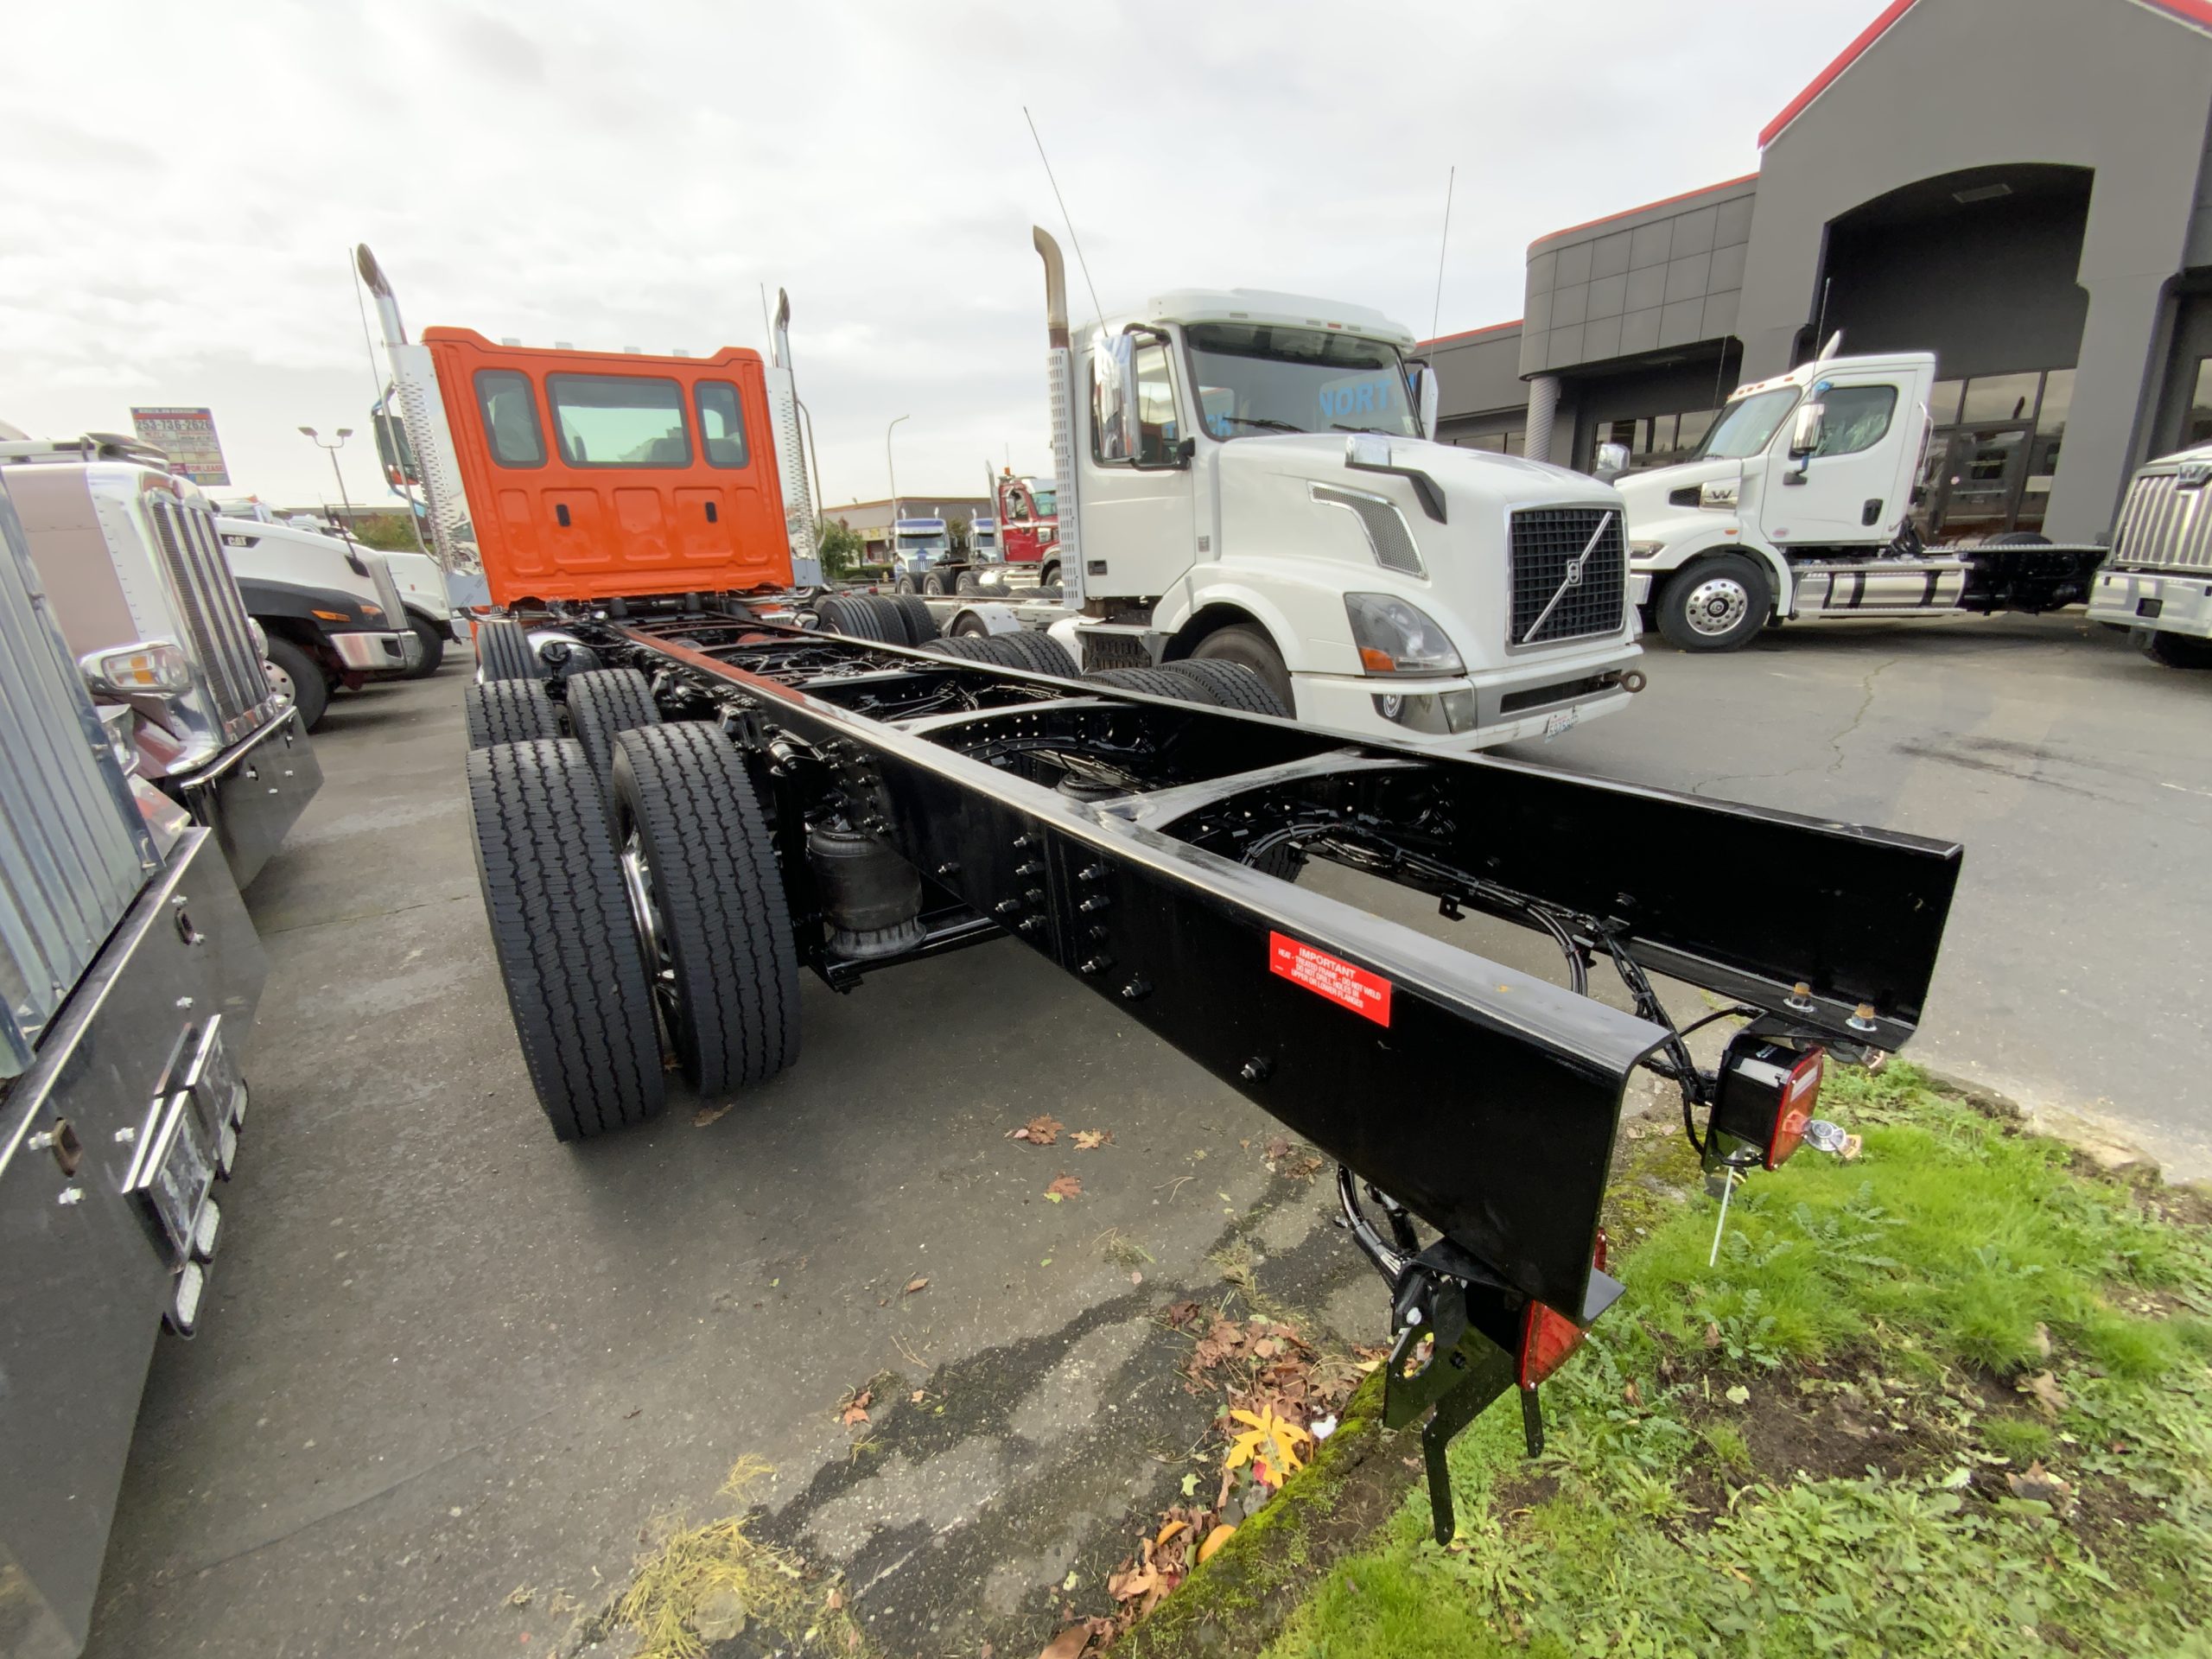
[1268,931,1393,1027]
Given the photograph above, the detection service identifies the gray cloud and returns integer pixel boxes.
[2,0,1870,506]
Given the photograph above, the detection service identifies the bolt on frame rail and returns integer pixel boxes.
[468,593,1961,1539]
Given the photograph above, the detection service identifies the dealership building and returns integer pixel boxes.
[1423,0,2212,543]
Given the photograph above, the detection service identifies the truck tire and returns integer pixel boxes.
[464,679,561,749]
[1160,658,1292,717]
[816,593,894,644]
[887,593,939,645]
[1189,625,1294,714]
[894,575,918,595]
[924,571,950,596]
[2140,629,2212,670]
[1087,665,1220,705]
[263,634,330,733]
[465,738,664,1139]
[956,571,982,596]
[856,594,918,645]
[404,613,447,678]
[988,628,1078,677]
[1656,555,1771,652]
[920,634,1033,667]
[610,723,800,1097]
[566,669,661,793]
[1039,561,1061,589]
[477,616,539,682]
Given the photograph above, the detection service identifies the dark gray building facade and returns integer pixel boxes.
[1423,0,2212,543]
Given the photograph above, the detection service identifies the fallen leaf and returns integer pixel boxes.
[1012,1115,1064,1147]
[1263,1137,1292,1162]
[1179,1472,1199,1497]
[1724,1385,1751,1406]
[1703,1322,1722,1350]
[2020,1370,2068,1420]
[826,1587,844,1611]
[839,1387,873,1427]
[1047,1173,1084,1200]
[911,1389,925,1403]
[1037,1625,1090,1659]
[1198,1524,1236,1563]
[1224,1406,1311,1475]
[904,1277,929,1295]
[693,1101,734,1128]
[1154,1518,1188,1550]
[1129,1270,1143,1285]
[1073,1129,1111,1150]
[1166,1300,1204,1329]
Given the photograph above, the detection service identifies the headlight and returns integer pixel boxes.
[80,640,193,696]
[1629,540,1665,559]
[1344,593,1464,677]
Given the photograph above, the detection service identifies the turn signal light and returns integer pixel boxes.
[1518,1230,1607,1389]
[80,640,192,696]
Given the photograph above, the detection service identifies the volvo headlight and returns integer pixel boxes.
[1344,593,1463,677]
[80,640,193,696]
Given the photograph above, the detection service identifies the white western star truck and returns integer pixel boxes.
[1614,344,2106,652]
[2085,444,2212,668]
[962,232,1645,748]
[1,435,323,887]
[0,469,272,1659]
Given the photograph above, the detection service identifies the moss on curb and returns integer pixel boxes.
[1109,1367,1409,1656]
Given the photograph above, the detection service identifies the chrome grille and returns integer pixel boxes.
[0,483,156,1076]
[1510,507,1627,645]
[2112,471,2212,574]
[145,494,273,741]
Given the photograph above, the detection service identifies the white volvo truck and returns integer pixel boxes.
[2085,444,2212,669]
[965,230,1644,750]
[1616,346,2106,652]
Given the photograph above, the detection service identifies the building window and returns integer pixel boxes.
[474,370,545,468]
[694,382,750,468]
[546,373,692,468]
[1814,385,1897,456]
[1929,379,1966,426]
[2188,361,2212,448]
[1960,372,2042,426]
[1580,404,1725,472]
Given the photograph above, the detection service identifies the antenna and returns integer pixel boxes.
[1429,166,1456,344]
[1024,105,1105,327]
[1812,276,1833,361]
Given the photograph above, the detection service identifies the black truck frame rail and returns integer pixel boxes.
[493,599,1962,1536]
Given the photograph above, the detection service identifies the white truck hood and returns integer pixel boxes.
[1613,456,1745,547]
[1217,431,1615,520]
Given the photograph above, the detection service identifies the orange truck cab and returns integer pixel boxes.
[423,330,798,606]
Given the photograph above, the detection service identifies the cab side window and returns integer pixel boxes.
[474,370,545,468]
[1815,385,1897,458]
[695,382,750,469]
[1092,334,1179,467]
[1132,341,1179,466]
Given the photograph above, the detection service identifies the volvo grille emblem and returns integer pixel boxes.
[1522,511,1613,644]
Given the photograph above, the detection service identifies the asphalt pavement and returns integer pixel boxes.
[79,610,2211,1658]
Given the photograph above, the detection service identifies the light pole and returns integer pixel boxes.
[299,426,356,524]
[885,414,910,548]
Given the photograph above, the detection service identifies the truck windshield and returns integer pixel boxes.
[1033,486,1056,516]
[1693,386,1802,461]
[1185,323,1419,441]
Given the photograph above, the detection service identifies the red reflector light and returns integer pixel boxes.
[1518,1230,1609,1389]
[1767,1047,1826,1170]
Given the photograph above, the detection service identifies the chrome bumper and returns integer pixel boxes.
[2088,569,2212,639]
[331,629,414,672]
[175,706,322,888]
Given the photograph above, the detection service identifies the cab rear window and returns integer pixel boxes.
[474,370,546,468]
[696,382,750,469]
[547,374,691,468]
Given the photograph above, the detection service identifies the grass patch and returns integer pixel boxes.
[1259,1062,2212,1659]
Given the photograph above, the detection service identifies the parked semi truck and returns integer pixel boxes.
[365,233,1963,1537]
[983,467,1061,589]
[1616,343,2107,652]
[213,511,421,726]
[890,516,962,594]
[0,473,270,1659]
[938,233,1649,749]
[219,499,465,677]
[2086,443,2212,668]
[1,435,322,887]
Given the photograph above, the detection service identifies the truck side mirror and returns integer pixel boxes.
[1091,330,1135,463]
[1789,401,1826,461]
[1593,442,1630,482]
[1176,435,1197,467]
[1409,361,1440,441]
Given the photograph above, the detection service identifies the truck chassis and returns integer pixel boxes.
[467,594,1961,1535]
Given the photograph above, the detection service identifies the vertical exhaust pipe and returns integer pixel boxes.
[1033,227,1084,609]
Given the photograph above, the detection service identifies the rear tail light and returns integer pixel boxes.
[1518,1229,1607,1389]
[1713,1036,1827,1170]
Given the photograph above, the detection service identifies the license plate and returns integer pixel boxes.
[125,1090,217,1266]
[1543,706,1580,739]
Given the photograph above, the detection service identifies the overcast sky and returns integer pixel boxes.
[3,0,1873,511]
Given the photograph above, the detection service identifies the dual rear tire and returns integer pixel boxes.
[465,718,800,1140]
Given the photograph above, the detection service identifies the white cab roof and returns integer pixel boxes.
[1125,289,1414,348]
[1731,350,1936,401]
